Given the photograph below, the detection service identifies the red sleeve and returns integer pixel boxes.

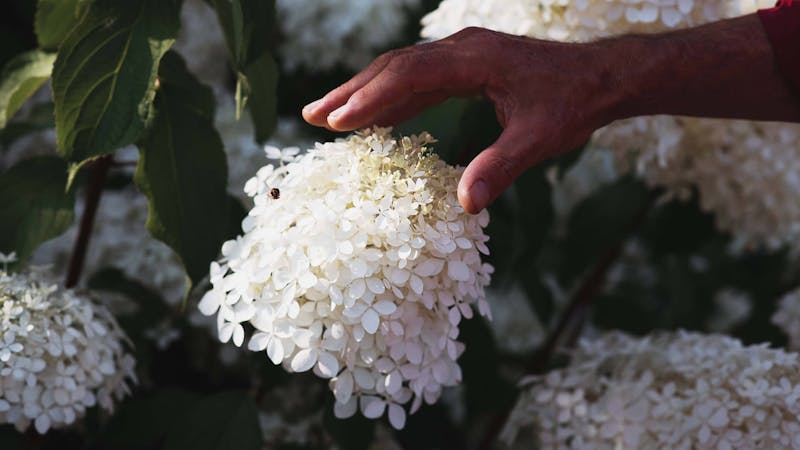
[758,1,800,96]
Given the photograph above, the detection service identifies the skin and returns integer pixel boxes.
[302,14,800,214]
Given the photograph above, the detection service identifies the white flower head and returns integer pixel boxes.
[277,0,421,72]
[772,287,800,351]
[421,0,736,43]
[503,330,800,449]
[423,0,800,251]
[200,128,493,429]
[0,267,136,434]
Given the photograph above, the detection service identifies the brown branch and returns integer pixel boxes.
[65,156,112,288]
[475,191,657,450]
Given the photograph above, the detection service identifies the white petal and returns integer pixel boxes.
[448,307,462,326]
[266,338,285,365]
[34,414,50,434]
[347,278,367,300]
[388,404,406,430]
[362,309,380,334]
[409,275,424,295]
[405,342,423,365]
[366,277,386,295]
[334,397,358,418]
[290,348,317,372]
[385,370,403,395]
[316,351,339,378]
[362,398,386,419]
[248,333,270,352]
[373,300,397,316]
[447,261,470,282]
[232,324,245,347]
[198,289,223,316]
[218,322,235,343]
[334,371,354,404]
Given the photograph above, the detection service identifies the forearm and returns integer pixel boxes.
[601,14,800,122]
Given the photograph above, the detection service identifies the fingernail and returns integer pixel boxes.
[468,180,490,212]
[328,105,348,121]
[303,99,322,113]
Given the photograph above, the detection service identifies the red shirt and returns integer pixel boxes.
[759,0,800,94]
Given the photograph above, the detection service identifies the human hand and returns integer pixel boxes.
[302,27,623,213]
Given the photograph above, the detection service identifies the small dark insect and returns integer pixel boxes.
[269,188,280,199]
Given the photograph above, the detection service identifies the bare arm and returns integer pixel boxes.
[303,15,800,214]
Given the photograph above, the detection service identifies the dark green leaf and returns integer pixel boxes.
[135,51,230,289]
[52,0,180,164]
[34,0,85,51]
[163,390,262,450]
[241,52,278,142]
[0,50,55,128]
[101,389,202,449]
[0,156,74,262]
[210,0,277,142]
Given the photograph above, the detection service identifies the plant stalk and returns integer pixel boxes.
[65,156,113,288]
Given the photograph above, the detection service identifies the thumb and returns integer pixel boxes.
[457,122,541,214]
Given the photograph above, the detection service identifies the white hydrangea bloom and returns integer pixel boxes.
[707,287,753,332]
[199,128,493,429]
[595,117,800,250]
[423,0,800,250]
[0,267,136,434]
[772,287,800,351]
[277,0,420,72]
[503,330,800,449]
[421,0,736,42]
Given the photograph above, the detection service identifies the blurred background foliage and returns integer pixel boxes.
[1,0,798,449]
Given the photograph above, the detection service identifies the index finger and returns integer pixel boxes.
[301,51,396,128]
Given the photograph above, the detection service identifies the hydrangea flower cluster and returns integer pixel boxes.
[503,330,800,449]
[199,128,493,429]
[772,287,800,350]
[423,0,800,251]
[421,0,736,43]
[0,266,136,434]
[595,117,800,250]
[277,0,420,72]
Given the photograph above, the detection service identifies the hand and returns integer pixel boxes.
[302,27,623,213]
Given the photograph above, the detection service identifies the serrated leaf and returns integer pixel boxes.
[0,156,75,262]
[135,51,230,289]
[52,0,180,163]
[210,0,277,142]
[34,0,85,51]
[163,391,262,450]
[0,50,56,128]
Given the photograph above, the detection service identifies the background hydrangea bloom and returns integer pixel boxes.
[421,0,800,251]
[199,128,493,429]
[0,266,136,434]
[503,330,800,449]
[277,0,421,72]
